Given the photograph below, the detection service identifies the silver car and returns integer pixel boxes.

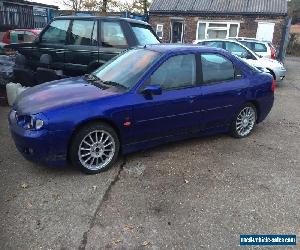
[193,39,286,81]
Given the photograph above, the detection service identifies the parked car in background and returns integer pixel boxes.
[6,16,160,77]
[236,38,277,59]
[9,44,275,174]
[194,39,286,81]
[2,29,41,44]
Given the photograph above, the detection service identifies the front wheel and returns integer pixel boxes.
[230,103,257,138]
[69,122,120,174]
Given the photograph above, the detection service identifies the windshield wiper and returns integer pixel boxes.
[84,73,99,82]
[84,74,110,89]
[84,74,128,90]
[102,81,128,90]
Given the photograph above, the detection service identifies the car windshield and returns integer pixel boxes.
[92,48,161,90]
[130,23,160,45]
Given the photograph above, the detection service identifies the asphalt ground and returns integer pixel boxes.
[0,57,299,250]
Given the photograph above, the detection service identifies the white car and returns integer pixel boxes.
[237,38,277,59]
[194,39,286,81]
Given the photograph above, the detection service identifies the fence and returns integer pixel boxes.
[0,5,48,30]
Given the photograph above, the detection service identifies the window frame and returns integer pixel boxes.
[39,19,71,45]
[140,52,199,92]
[156,24,164,39]
[68,19,98,47]
[198,52,244,86]
[100,20,129,49]
[196,21,240,40]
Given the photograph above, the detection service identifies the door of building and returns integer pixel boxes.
[256,22,275,42]
[171,21,183,43]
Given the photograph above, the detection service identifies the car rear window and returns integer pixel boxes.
[205,41,223,48]
[130,23,160,45]
[254,43,267,52]
[201,54,235,84]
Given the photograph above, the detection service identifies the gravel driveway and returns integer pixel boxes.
[0,57,299,250]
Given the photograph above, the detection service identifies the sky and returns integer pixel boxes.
[31,0,67,9]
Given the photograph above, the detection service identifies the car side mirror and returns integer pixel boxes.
[142,85,162,96]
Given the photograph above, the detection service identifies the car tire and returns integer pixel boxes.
[230,103,257,138]
[69,122,120,174]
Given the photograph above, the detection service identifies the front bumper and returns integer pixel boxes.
[8,110,68,167]
[274,68,286,81]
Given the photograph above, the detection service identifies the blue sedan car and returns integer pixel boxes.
[9,44,275,174]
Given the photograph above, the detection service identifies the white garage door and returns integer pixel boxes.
[256,22,275,42]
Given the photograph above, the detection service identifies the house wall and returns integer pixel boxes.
[149,14,287,48]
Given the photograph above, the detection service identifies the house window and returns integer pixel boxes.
[156,24,163,39]
[197,21,240,40]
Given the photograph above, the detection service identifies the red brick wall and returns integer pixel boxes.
[149,14,287,48]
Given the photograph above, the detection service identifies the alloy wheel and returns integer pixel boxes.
[78,130,116,171]
[235,106,256,137]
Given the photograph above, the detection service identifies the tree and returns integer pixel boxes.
[132,0,150,14]
[62,0,84,11]
[113,0,150,14]
[102,0,108,12]
[288,0,300,24]
[60,0,111,12]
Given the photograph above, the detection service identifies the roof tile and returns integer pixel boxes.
[150,0,287,15]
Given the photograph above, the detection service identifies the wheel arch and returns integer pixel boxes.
[247,100,261,123]
[67,117,122,159]
[266,68,276,80]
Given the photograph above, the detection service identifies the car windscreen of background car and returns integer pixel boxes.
[130,24,160,45]
[93,49,160,89]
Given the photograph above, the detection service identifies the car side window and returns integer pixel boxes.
[206,41,223,48]
[101,21,127,47]
[254,43,267,52]
[225,42,250,58]
[24,31,36,43]
[147,54,196,90]
[70,20,98,46]
[201,53,236,84]
[41,19,70,44]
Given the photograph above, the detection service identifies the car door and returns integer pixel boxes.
[98,20,129,65]
[64,19,99,76]
[132,53,201,142]
[20,19,70,70]
[196,52,248,130]
[34,19,70,70]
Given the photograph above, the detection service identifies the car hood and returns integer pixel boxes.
[244,57,285,69]
[14,77,120,114]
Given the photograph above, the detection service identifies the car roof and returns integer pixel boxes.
[195,39,259,56]
[142,43,225,54]
[54,15,150,26]
[239,39,269,44]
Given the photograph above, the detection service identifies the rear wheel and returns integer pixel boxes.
[70,122,120,174]
[231,103,257,138]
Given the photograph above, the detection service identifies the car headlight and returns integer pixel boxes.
[16,113,46,130]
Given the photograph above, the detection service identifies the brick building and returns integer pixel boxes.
[149,0,288,48]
